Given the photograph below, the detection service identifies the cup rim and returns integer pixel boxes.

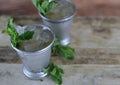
[11,24,55,54]
[39,1,76,23]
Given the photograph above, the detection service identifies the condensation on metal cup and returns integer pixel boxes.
[39,1,76,45]
[11,24,55,80]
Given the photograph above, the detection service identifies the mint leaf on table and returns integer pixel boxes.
[2,17,34,48]
[52,39,75,60]
[58,45,75,60]
[52,38,60,55]
[32,0,58,15]
[44,62,64,85]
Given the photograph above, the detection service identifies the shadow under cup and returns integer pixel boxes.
[11,24,55,79]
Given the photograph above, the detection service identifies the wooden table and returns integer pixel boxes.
[1,16,120,85]
[1,16,120,64]
[0,64,120,85]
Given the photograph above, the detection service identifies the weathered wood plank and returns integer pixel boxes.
[1,46,120,64]
[1,16,120,64]
[1,64,120,85]
[1,0,120,16]
[0,47,21,63]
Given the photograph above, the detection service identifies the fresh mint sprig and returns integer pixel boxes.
[44,62,64,85]
[32,0,58,15]
[52,39,75,60]
[2,17,19,47]
[2,17,34,48]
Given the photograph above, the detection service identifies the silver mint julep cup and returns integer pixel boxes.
[39,0,76,45]
[11,24,54,79]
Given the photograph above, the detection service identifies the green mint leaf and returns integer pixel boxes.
[8,16,14,27]
[43,62,64,85]
[52,39,60,55]
[52,38,75,60]
[38,5,46,15]
[32,0,58,15]
[19,31,34,40]
[50,67,57,75]
[57,67,64,74]
[48,1,58,11]
[2,17,34,48]
[6,17,20,47]
[59,45,75,60]
[41,0,49,12]
[51,74,62,85]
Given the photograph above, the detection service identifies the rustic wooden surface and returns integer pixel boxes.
[1,0,120,16]
[1,16,120,64]
[1,16,120,85]
[1,64,120,85]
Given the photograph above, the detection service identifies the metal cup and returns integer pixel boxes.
[11,24,54,79]
[39,0,76,45]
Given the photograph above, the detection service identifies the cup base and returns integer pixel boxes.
[23,67,48,80]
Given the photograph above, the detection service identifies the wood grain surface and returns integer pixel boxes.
[1,64,120,85]
[1,16,120,64]
[1,0,120,16]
